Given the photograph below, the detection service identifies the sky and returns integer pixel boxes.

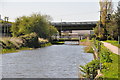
[0,0,119,22]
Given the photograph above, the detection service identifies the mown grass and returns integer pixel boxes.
[105,40,120,48]
[93,40,119,78]
[101,50,119,78]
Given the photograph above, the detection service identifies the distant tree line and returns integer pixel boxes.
[11,13,58,40]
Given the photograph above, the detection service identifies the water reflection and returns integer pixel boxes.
[64,41,79,45]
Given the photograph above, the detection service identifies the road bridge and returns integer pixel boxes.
[51,21,97,40]
[51,21,97,31]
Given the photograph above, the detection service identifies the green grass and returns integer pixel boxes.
[99,41,119,78]
[86,39,119,78]
[101,53,119,78]
[1,47,33,54]
[1,42,52,54]
[0,20,2,23]
[80,39,87,42]
[105,40,120,48]
[51,41,64,44]
[40,42,52,47]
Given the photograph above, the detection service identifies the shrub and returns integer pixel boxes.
[80,60,100,78]
[20,33,39,48]
[100,46,113,63]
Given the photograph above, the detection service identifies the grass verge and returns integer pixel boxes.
[100,45,120,78]
[1,47,33,54]
[105,40,120,48]
[80,39,120,79]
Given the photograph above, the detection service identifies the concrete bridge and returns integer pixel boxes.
[51,21,97,31]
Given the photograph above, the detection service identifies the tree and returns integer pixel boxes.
[11,13,58,39]
[114,2,120,43]
[99,0,113,25]
[95,0,113,40]
[94,22,106,40]
[107,14,118,40]
[106,1,120,41]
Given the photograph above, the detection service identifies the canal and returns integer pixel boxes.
[2,43,93,78]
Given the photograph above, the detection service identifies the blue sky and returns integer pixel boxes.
[0,0,119,22]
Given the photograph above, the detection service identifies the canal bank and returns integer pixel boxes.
[0,33,52,54]
[1,42,52,54]
[79,39,120,79]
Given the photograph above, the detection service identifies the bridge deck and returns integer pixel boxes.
[51,21,97,30]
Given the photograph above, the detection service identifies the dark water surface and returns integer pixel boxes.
[2,45,93,78]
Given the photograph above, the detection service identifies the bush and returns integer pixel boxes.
[107,36,113,40]
[80,60,100,78]
[20,33,39,48]
[100,46,113,63]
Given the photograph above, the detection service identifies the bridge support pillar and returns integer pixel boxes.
[58,30,62,38]
[78,35,82,45]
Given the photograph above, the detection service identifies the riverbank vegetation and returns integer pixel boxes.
[2,47,33,54]
[93,0,120,42]
[79,1,120,78]
[51,41,64,45]
[80,39,120,79]
[0,33,52,54]
[11,13,58,39]
[80,39,94,53]
[1,13,58,53]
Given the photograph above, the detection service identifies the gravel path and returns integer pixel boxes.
[101,42,120,55]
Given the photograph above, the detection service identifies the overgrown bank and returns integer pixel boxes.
[80,39,94,53]
[0,33,52,54]
[79,39,120,79]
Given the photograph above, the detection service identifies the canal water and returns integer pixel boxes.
[2,43,93,78]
